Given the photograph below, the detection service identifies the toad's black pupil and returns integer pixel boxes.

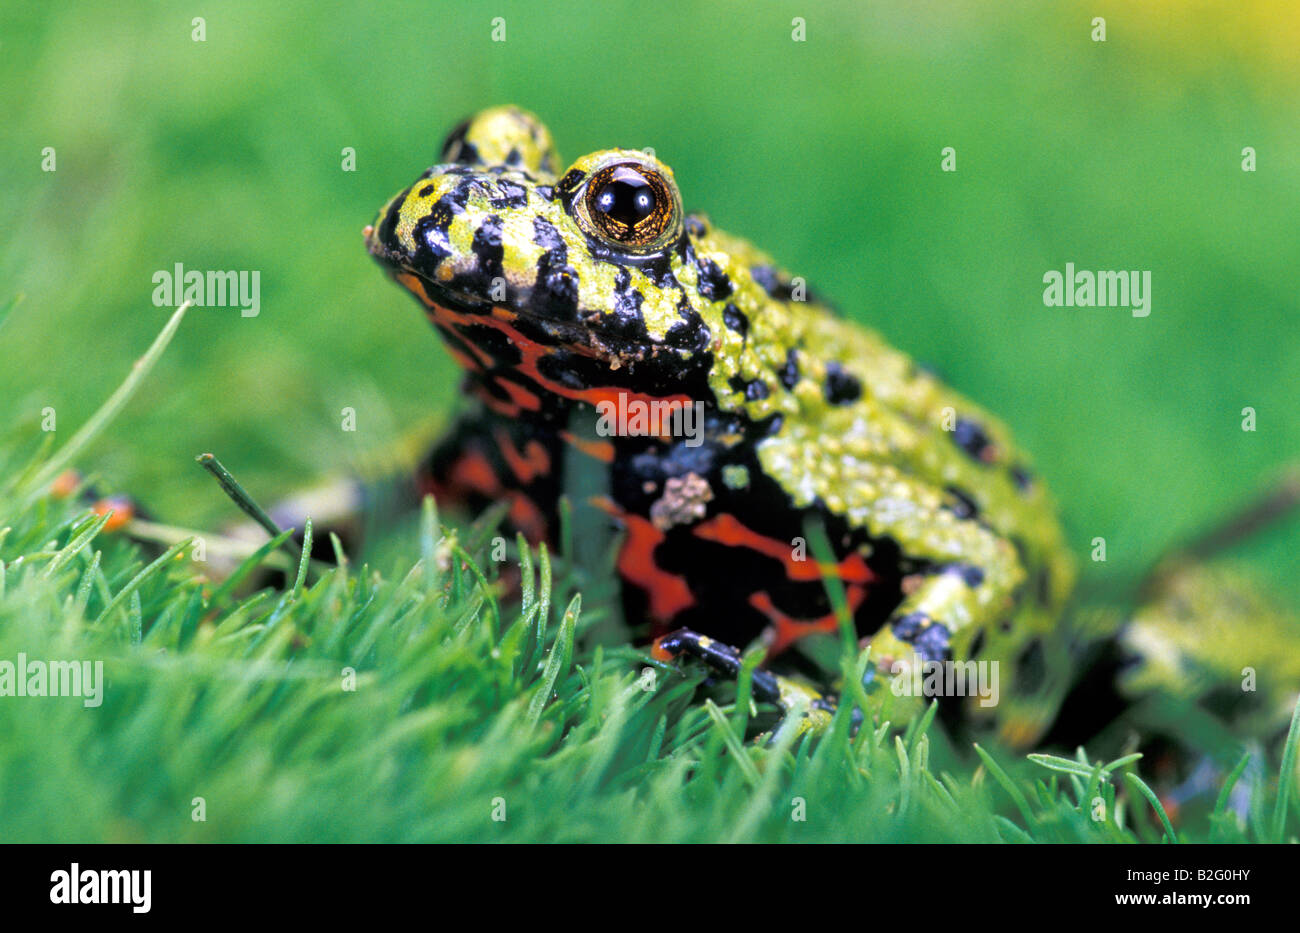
[593,168,657,228]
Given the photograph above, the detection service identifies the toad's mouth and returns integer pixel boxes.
[384,264,710,415]
[384,260,689,367]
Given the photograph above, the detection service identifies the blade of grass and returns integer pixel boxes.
[206,528,295,609]
[527,593,579,725]
[418,494,439,595]
[451,542,500,641]
[992,815,1035,843]
[803,515,857,658]
[1271,695,1300,841]
[290,519,313,601]
[1210,750,1253,842]
[1213,751,1252,821]
[1125,772,1177,843]
[94,537,191,625]
[1029,751,1142,780]
[705,699,760,788]
[196,452,304,569]
[895,735,912,820]
[906,699,939,755]
[71,550,102,620]
[42,511,113,578]
[973,743,1034,826]
[20,301,191,504]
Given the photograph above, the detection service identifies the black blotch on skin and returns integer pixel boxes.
[471,215,505,281]
[440,119,479,164]
[490,180,528,210]
[893,612,952,662]
[944,486,979,520]
[456,324,522,367]
[418,184,435,198]
[823,361,862,405]
[1036,567,1054,606]
[722,303,748,337]
[664,296,711,353]
[953,417,994,461]
[374,186,414,253]
[505,147,522,167]
[1010,464,1034,492]
[532,217,566,254]
[556,169,587,203]
[751,264,795,301]
[446,178,477,211]
[412,210,453,262]
[696,257,734,301]
[968,629,986,659]
[892,611,929,642]
[579,301,647,352]
[914,623,952,663]
[685,215,708,238]
[530,219,578,319]
[613,286,643,318]
[532,253,579,319]
[945,563,986,588]
[664,322,710,353]
[651,263,681,291]
[777,349,800,389]
[610,266,645,323]
[728,375,769,401]
[535,350,590,391]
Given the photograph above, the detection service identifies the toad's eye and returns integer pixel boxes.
[577,162,681,252]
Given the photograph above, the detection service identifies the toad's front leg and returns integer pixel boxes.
[651,627,837,732]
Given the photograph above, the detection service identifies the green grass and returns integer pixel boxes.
[0,320,1296,842]
[2,467,1296,842]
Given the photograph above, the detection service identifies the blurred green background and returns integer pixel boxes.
[3,0,1297,602]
